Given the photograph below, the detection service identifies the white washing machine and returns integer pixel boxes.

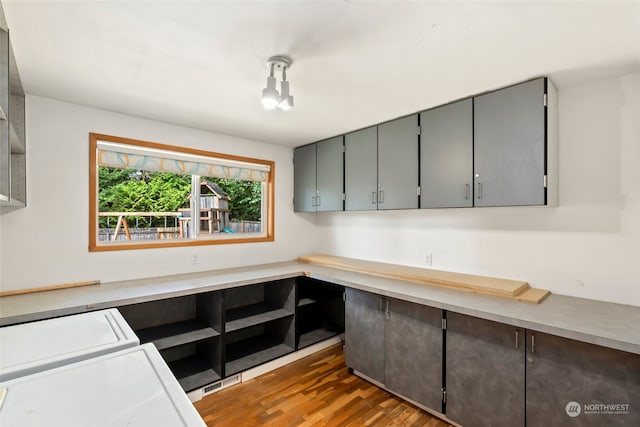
[0,343,206,427]
[0,308,139,382]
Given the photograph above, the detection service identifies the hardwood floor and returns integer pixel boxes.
[194,344,452,427]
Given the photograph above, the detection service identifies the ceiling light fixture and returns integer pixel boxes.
[262,55,294,111]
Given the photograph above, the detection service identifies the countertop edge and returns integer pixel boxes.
[1,260,639,355]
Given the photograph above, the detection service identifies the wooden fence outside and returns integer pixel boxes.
[98,221,261,241]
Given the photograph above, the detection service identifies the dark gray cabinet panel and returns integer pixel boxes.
[420,99,473,208]
[316,136,344,212]
[526,331,640,426]
[385,298,443,411]
[345,126,377,211]
[293,144,316,212]
[0,29,9,202]
[474,78,546,207]
[378,115,419,209]
[344,288,385,384]
[446,312,525,427]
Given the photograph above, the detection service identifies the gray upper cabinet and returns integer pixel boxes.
[420,99,473,208]
[385,298,443,411]
[293,143,316,212]
[315,136,344,212]
[378,115,419,209]
[526,331,640,427]
[446,312,525,427]
[474,78,546,207]
[345,126,377,211]
[293,137,343,213]
[344,288,386,384]
[0,29,9,202]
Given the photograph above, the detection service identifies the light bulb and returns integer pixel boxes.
[261,75,280,110]
[279,80,294,110]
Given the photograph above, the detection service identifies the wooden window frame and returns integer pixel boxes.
[89,133,275,251]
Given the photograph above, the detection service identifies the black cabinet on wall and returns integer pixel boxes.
[293,136,344,212]
[0,28,9,202]
[474,78,548,207]
[377,115,419,210]
[344,126,377,211]
[526,331,640,426]
[344,288,443,410]
[294,77,557,212]
[420,99,473,208]
[343,115,419,211]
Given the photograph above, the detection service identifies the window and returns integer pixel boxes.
[89,133,274,251]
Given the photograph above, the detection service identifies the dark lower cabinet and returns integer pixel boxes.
[295,277,344,349]
[345,289,443,410]
[345,288,386,384]
[385,298,443,411]
[526,331,640,426]
[446,312,525,427]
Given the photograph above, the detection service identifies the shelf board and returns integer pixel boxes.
[225,338,293,376]
[298,328,341,349]
[136,320,219,350]
[297,297,318,307]
[225,303,293,332]
[168,355,221,392]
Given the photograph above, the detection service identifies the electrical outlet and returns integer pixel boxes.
[425,253,433,267]
[191,253,199,264]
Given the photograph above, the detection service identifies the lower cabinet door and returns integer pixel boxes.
[446,312,525,427]
[385,298,443,411]
[344,288,386,384]
[526,331,640,426]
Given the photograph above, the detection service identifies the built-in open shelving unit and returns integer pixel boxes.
[223,279,295,376]
[295,277,345,349]
[119,291,222,392]
[117,276,344,394]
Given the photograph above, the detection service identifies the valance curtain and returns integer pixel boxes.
[97,141,270,182]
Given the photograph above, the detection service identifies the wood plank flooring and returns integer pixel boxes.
[194,344,453,427]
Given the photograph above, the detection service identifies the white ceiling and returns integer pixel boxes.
[3,1,640,147]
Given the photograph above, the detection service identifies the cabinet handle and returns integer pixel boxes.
[311,196,316,207]
[372,191,377,204]
[515,329,519,349]
[385,299,390,321]
[477,182,483,199]
[531,333,535,354]
[465,184,470,200]
[379,297,384,311]
[316,195,321,206]
[379,191,384,204]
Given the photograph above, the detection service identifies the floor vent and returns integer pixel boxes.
[201,374,241,398]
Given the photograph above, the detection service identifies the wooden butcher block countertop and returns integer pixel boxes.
[298,254,550,304]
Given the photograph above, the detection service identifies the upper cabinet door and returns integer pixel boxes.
[377,115,419,209]
[345,126,377,211]
[0,29,10,202]
[420,99,473,208]
[316,136,344,212]
[474,78,546,207]
[293,144,317,212]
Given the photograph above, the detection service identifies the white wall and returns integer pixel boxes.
[2,74,639,307]
[315,72,640,307]
[0,96,320,291]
